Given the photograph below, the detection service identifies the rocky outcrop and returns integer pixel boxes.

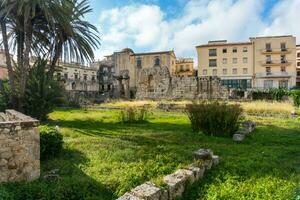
[0,110,40,183]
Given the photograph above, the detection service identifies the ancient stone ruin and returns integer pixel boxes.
[136,66,229,100]
[0,110,40,183]
[117,148,219,200]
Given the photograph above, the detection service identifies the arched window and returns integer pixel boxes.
[71,82,76,90]
[154,57,160,66]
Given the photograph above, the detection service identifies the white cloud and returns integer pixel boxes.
[96,0,300,65]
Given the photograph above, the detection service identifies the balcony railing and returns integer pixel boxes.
[261,60,292,66]
[261,48,292,54]
[256,71,295,78]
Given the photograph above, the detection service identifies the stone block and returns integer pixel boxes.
[212,155,219,166]
[236,128,251,135]
[163,169,192,199]
[187,166,205,181]
[233,134,245,142]
[116,193,142,200]
[193,149,213,161]
[131,182,162,200]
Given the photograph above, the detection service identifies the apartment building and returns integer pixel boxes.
[174,58,194,77]
[197,35,297,89]
[297,45,300,87]
[197,40,253,89]
[251,36,296,89]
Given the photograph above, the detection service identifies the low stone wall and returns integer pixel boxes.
[0,110,40,183]
[117,149,219,200]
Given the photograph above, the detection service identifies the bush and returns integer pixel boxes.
[40,126,63,160]
[252,89,289,101]
[290,90,300,107]
[186,101,243,137]
[119,106,151,123]
[0,80,11,112]
[23,58,64,121]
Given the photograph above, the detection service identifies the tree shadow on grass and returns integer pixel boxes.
[0,148,115,200]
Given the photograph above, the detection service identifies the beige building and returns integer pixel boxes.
[105,48,177,97]
[0,50,8,80]
[55,62,99,92]
[175,58,194,77]
[297,45,300,87]
[197,40,253,89]
[197,35,297,89]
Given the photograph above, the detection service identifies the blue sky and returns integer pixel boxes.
[84,0,300,63]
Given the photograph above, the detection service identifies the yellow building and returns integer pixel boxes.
[297,45,300,87]
[197,35,297,89]
[175,58,194,77]
[197,40,253,89]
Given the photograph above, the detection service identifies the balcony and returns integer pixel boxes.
[261,48,292,54]
[261,60,292,66]
[255,71,295,78]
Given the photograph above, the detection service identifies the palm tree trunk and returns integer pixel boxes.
[1,20,17,108]
[49,41,63,78]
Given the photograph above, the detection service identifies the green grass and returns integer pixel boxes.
[0,109,300,200]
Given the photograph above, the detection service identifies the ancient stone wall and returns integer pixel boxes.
[136,66,229,100]
[0,110,40,183]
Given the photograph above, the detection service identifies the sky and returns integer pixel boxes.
[84,0,300,64]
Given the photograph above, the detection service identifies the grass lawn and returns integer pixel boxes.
[0,107,300,200]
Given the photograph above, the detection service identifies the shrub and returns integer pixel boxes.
[23,58,64,121]
[290,90,300,107]
[0,80,11,112]
[186,101,243,137]
[119,106,151,123]
[252,89,289,101]
[40,126,63,160]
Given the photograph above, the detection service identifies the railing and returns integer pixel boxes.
[260,60,292,65]
[255,71,295,78]
[261,48,292,54]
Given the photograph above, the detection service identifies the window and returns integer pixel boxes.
[103,76,108,81]
[222,48,227,53]
[233,47,237,53]
[298,62,300,67]
[266,55,272,64]
[209,59,217,67]
[279,80,288,89]
[180,65,184,71]
[83,74,87,80]
[232,68,237,74]
[233,58,237,64]
[137,58,142,68]
[266,67,271,74]
[92,76,95,81]
[209,49,217,56]
[297,53,300,58]
[264,80,273,89]
[203,69,207,75]
[281,55,287,63]
[281,66,286,72]
[154,57,160,65]
[223,69,227,75]
[74,73,79,79]
[297,71,300,76]
[222,58,227,64]
[281,43,286,51]
[266,43,271,51]
[72,82,76,90]
[111,67,115,73]
[64,73,68,79]
[243,68,248,74]
[185,64,189,71]
[243,47,248,52]
[213,69,217,76]
[103,67,107,72]
[243,57,248,63]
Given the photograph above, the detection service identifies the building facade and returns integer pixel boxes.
[0,50,8,80]
[197,40,253,89]
[297,45,300,87]
[55,62,99,92]
[175,58,194,77]
[197,35,297,89]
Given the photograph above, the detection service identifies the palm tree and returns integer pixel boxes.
[0,0,100,109]
[48,0,100,76]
